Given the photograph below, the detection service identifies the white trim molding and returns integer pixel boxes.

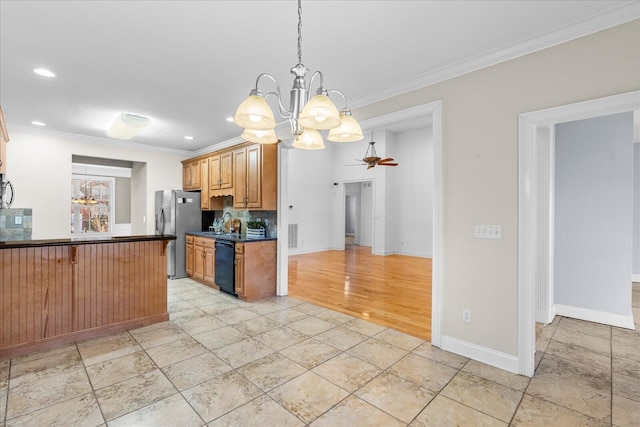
[351,3,640,109]
[632,274,640,282]
[518,90,640,377]
[441,336,519,374]
[554,304,636,330]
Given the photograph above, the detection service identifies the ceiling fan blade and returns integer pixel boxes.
[378,158,394,163]
[379,162,398,166]
[367,164,375,170]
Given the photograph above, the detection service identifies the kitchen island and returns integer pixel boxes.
[0,234,175,358]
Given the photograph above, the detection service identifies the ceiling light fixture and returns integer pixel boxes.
[233,0,363,148]
[33,68,55,77]
[106,113,151,140]
[31,121,46,126]
[184,135,194,140]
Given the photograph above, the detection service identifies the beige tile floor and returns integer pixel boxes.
[1,279,639,426]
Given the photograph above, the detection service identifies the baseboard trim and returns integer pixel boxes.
[554,304,635,330]
[632,274,640,283]
[440,335,519,374]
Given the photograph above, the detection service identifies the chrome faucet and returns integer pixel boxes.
[223,211,232,234]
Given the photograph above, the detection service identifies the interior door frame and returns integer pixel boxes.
[517,90,639,377]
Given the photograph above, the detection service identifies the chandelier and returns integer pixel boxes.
[72,167,98,205]
[233,0,363,149]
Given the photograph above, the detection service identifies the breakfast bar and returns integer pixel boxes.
[0,234,175,358]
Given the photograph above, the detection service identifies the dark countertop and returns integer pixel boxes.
[186,231,277,243]
[0,234,176,249]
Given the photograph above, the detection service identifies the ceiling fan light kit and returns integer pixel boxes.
[358,131,399,169]
[233,0,363,149]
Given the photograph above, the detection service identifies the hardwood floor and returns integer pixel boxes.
[288,245,432,341]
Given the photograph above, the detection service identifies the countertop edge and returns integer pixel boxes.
[0,234,177,249]
[186,231,277,243]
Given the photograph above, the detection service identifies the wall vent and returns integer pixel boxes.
[288,223,298,249]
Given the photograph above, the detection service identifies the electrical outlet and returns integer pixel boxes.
[462,308,472,323]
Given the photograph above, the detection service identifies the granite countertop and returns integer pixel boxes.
[0,234,176,249]
[186,231,277,243]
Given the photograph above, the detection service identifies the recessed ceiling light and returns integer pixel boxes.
[184,136,194,140]
[31,121,46,126]
[226,117,234,122]
[33,68,55,78]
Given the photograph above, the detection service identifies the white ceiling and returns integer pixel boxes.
[1,1,638,153]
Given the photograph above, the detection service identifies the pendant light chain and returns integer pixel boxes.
[297,0,303,65]
[233,0,364,146]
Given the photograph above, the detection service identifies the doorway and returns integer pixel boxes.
[517,90,640,377]
[344,181,373,249]
[277,101,443,345]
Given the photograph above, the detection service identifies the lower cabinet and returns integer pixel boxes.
[187,236,217,288]
[234,240,276,301]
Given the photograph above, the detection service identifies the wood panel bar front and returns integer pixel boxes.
[0,235,173,358]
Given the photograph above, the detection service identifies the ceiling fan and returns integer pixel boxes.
[356,132,398,169]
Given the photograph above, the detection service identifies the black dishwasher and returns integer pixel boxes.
[215,240,236,296]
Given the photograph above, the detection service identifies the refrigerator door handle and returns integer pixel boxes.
[156,208,165,235]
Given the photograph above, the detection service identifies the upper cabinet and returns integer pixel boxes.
[182,159,200,190]
[0,105,9,175]
[209,152,233,196]
[233,143,277,210]
[182,142,277,211]
[200,158,210,209]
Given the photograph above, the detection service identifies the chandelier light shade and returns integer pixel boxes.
[298,93,341,130]
[327,109,364,142]
[292,129,325,150]
[106,113,151,140]
[241,127,279,144]
[233,93,276,130]
[233,0,363,149]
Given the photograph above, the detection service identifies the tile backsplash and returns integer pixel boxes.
[203,196,277,238]
[0,208,33,240]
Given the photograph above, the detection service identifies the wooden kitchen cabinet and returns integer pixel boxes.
[200,158,210,209]
[234,243,245,296]
[188,236,217,288]
[210,152,233,196]
[182,159,201,190]
[234,240,276,301]
[0,105,9,175]
[233,143,277,210]
[186,235,194,276]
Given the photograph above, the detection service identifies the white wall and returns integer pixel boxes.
[554,112,634,318]
[389,126,433,257]
[354,20,639,356]
[634,143,640,278]
[287,143,335,254]
[6,129,186,239]
[360,182,373,247]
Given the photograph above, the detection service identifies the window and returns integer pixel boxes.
[70,175,115,234]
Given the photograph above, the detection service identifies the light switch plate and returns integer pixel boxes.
[474,225,502,239]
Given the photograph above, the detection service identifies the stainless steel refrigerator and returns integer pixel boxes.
[155,190,201,279]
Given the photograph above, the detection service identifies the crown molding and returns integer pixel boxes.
[6,125,193,156]
[352,2,640,109]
